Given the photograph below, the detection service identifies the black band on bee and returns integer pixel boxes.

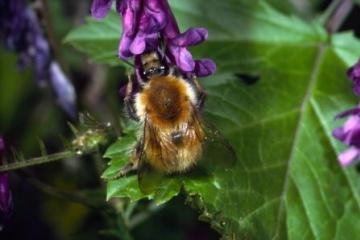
[140,50,169,81]
[141,64,168,81]
[171,131,183,145]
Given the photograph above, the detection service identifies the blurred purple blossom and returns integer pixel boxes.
[333,60,360,167]
[333,104,360,166]
[348,59,360,96]
[91,0,125,19]
[0,0,76,118]
[0,137,12,217]
[0,0,27,53]
[90,0,216,77]
[49,62,77,118]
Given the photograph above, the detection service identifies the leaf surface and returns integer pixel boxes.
[66,1,360,238]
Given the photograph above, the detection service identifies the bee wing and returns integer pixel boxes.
[137,119,166,194]
[198,121,237,169]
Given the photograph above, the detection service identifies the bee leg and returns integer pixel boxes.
[124,75,140,121]
[109,141,143,180]
[167,65,182,78]
[192,74,207,110]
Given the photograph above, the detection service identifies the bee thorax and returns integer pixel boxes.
[136,75,194,127]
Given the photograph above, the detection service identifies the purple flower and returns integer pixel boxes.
[0,0,50,84]
[333,104,360,166]
[348,59,360,96]
[91,0,125,19]
[0,137,12,216]
[0,0,27,52]
[22,8,52,84]
[0,0,77,117]
[164,27,216,76]
[90,0,216,77]
[118,0,165,59]
[49,62,77,118]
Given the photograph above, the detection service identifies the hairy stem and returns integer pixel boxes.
[0,151,76,172]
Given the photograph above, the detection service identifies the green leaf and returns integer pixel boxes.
[0,50,33,129]
[332,32,360,65]
[67,0,360,238]
[103,124,182,205]
[64,13,123,66]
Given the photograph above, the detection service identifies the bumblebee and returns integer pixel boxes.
[117,51,234,179]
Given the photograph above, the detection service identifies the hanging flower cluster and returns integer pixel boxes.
[348,59,360,96]
[90,0,216,78]
[333,60,360,166]
[0,0,76,118]
[0,137,12,217]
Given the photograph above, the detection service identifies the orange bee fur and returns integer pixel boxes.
[135,75,205,173]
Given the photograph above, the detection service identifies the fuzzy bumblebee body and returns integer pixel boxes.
[116,51,235,181]
[135,75,205,173]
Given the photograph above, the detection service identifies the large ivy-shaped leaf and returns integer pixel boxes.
[65,0,360,238]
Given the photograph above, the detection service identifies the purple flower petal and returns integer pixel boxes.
[49,62,77,118]
[348,59,360,80]
[0,137,12,216]
[119,1,142,59]
[125,0,142,35]
[171,28,208,47]
[343,116,360,133]
[333,116,360,148]
[335,106,360,119]
[333,127,346,141]
[104,0,215,77]
[353,80,360,96]
[139,0,166,33]
[144,33,160,51]
[1,0,77,117]
[333,103,360,166]
[160,0,179,39]
[130,32,146,55]
[0,138,4,155]
[91,0,113,19]
[33,34,51,83]
[119,32,133,59]
[338,147,360,166]
[348,59,360,96]
[169,46,195,72]
[116,0,126,13]
[0,174,12,216]
[194,59,216,77]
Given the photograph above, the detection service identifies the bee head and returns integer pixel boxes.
[140,51,168,81]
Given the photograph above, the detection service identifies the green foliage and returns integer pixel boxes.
[65,0,360,238]
[0,113,113,172]
[64,13,123,66]
[0,50,33,129]
[102,123,183,205]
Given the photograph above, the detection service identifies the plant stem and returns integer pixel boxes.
[0,151,76,172]
[116,214,134,240]
[124,202,138,225]
[128,202,165,229]
[325,0,353,33]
